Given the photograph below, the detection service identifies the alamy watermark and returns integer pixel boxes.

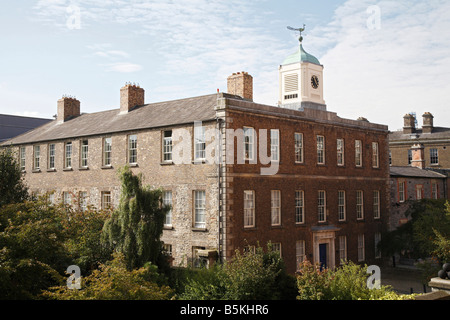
[366,5,381,30]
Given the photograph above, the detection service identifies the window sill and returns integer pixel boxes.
[192,227,208,232]
[163,225,174,230]
[192,159,207,164]
[47,168,56,172]
[243,226,257,231]
[79,166,89,171]
[129,163,138,167]
[160,161,174,166]
[63,168,73,172]
[101,165,113,170]
[32,169,41,173]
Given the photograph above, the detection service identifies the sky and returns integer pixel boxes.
[0,0,449,131]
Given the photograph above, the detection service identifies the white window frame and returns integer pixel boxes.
[358,234,365,262]
[318,190,326,222]
[103,137,112,166]
[33,145,40,170]
[270,129,280,162]
[243,127,255,161]
[373,190,380,219]
[65,142,72,169]
[63,191,72,206]
[244,190,255,228]
[355,140,362,167]
[339,236,347,263]
[430,148,439,165]
[194,190,206,229]
[20,146,26,171]
[194,126,206,161]
[431,181,439,199]
[163,190,173,227]
[356,190,364,220]
[295,190,304,224]
[128,134,137,164]
[317,135,325,165]
[295,133,303,163]
[48,143,55,169]
[79,191,87,212]
[338,190,346,221]
[163,130,173,162]
[271,190,281,226]
[296,240,306,271]
[101,191,112,210]
[398,180,406,202]
[81,140,88,168]
[337,138,345,166]
[372,142,379,168]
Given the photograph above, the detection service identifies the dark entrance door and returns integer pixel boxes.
[319,243,327,269]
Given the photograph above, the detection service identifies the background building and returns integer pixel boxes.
[0,114,51,143]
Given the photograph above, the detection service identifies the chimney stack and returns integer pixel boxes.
[227,72,253,101]
[57,96,80,123]
[422,112,434,134]
[410,144,425,169]
[120,83,145,114]
[403,114,416,134]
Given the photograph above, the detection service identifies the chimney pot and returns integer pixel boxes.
[403,114,416,134]
[422,112,434,134]
[120,83,145,114]
[227,71,253,101]
[57,96,80,123]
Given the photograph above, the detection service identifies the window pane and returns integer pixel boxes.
[81,140,88,167]
[355,140,362,167]
[295,133,303,163]
[338,190,346,221]
[244,190,255,227]
[104,138,112,166]
[194,126,206,160]
[270,130,279,161]
[337,139,344,166]
[163,131,173,161]
[128,135,137,164]
[163,191,173,226]
[317,136,325,164]
[356,190,364,220]
[318,190,326,222]
[65,142,72,168]
[295,190,304,224]
[194,190,206,228]
[271,190,281,225]
[48,144,55,169]
[243,127,254,160]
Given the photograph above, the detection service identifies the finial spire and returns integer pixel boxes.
[287,24,306,43]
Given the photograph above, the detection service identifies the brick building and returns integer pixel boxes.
[2,38,390,273]
[390,113,450,170]
[389,166,446,231]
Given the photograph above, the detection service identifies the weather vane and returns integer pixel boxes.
[287,24,306,43]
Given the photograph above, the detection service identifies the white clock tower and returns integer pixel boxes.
[279,27,326,111]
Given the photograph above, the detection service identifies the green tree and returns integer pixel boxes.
[0,198,68,299]
[296,261,415,300]
[101,166,171,271]
[42,253,174,300]
[180,243,297,300]
[0,147,28,208]
[378,199,450,260]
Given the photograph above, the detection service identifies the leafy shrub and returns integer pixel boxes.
[42,253,174,300]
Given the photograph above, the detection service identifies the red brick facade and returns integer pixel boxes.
[219,97,390,274]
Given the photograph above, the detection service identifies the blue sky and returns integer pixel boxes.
[0,0,449,130]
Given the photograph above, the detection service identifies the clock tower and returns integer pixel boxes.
[279,27,326,111]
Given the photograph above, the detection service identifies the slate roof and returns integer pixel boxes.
[2,94,218,145]
[389,127,450,143]
[390,166,446,179]
[0,114,51,142]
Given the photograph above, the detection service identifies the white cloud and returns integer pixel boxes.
[314,0,450,130]
[104,62,143,73]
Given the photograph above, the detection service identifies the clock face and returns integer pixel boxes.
[311,75,319,89]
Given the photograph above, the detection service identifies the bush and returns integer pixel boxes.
[42,253,174,300]
[296,261,415,300]
[180,243,297,300]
